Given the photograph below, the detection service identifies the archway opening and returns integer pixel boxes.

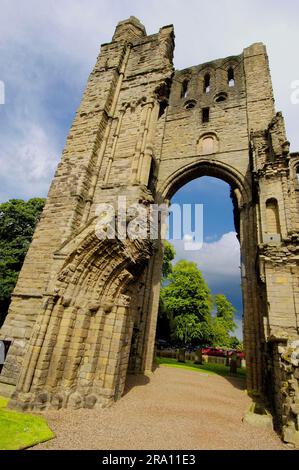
[155,175,245,380]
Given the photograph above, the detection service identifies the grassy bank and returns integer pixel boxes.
[0,396,54,450]
[156,356,246,379]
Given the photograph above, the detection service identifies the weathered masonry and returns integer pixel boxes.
[0,17,299,446]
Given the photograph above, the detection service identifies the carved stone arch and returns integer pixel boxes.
[10,231,152,411]
[179,74,192,99]
[58,233,146,296]
[155,157,264,397]
[221,57,241,69]
[158,158,251,207]
[289,155,299,185]
[216,58,241,89]
[200,66,215,94]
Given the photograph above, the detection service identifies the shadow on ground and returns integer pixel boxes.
[223,374,246,391]
[123,374,150,397]
[124,359,246,401]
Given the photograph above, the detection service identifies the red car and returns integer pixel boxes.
[202,347,226,357]
[227,349,245,359]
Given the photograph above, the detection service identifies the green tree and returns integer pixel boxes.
[230,337,243,350]
[211,294,237,347]
[171,313,212,344]
[157,241,176,340]
[161,260,212,320]
[0,198,45,325]
[160,260,213,344]
[158,252,240,348]
[214,294,236,331]
[162,240,176,279]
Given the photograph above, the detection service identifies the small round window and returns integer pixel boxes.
[214,92,228,103]
[184,99,197,110]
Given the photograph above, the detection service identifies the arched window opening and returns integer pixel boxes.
[185,99,197,110]
[266,198,281,234]
[296,166,299,185]
[228,67,235,87]
[148,158,156,195]
[181,79,189,99]
[204,73,210,94]
[202,107,210,123]
[214,92,228,103]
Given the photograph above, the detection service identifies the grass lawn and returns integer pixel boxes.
[0,395,54,450]
[156,356,246,379]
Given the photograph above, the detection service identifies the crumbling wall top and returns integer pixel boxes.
[112,16,146,42]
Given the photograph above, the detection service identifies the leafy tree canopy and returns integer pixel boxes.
[210,294,237,347]
[214,294,237,331]
[0,198,45,325]
[171,313,212,344]
[158,249,240,348]
[162,240,176,279]
[160,259,212,323]
[229,336,242,349]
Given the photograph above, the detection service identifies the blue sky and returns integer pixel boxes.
[0,1,298,338]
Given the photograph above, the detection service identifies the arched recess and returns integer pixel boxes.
[197,132,219,156]
[158,158,251,206]
[10,230,152,411]
[265,198,281,235]
[154,158,264,395]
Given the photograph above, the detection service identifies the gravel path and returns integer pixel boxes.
[34,366,286,450]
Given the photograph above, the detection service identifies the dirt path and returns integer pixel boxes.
[34,366,286,450]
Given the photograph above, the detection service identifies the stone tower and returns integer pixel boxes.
[0,17,298,446]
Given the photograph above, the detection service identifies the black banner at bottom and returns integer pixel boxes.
[0,449,297,466]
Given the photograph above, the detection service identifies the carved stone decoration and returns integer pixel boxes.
[7,229,152,411]
[117,294,131,307]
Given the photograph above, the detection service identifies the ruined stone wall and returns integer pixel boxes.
[153,42,275,395]
[268,339,299,446]
[0,16,298,446]
[0,17,174,387]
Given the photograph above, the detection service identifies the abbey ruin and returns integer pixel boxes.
[0,17,298,446]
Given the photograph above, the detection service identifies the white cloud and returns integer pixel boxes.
[172,231,240,281]
[0,122,59,200]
